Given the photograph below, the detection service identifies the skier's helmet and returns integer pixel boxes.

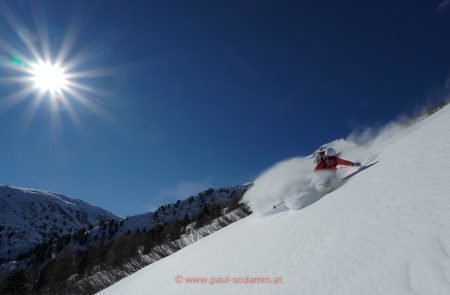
[325,147,337,157]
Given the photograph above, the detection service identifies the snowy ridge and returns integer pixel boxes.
[101,106,450,295]
[89,185,249,241]
[0,186,119,260]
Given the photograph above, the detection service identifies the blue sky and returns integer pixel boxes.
[0,0,449,216]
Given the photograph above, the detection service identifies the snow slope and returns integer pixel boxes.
[100,105,450,295]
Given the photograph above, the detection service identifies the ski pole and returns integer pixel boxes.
[273,201,285,209]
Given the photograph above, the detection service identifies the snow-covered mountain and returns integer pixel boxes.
[0,186,119,260]
[107,185,249,237]
[100,105,450,295]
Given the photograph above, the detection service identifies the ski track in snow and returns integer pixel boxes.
[100,105,450,295]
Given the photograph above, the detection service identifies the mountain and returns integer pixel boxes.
[0,183,249,264]
[100,105,450,295]
[64,185,250,250]
[0,186,119,261]
[108,185,248,234]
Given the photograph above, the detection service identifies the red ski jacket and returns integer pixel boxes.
[314,156,354,171]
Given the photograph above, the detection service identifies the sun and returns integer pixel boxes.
[0,1,121,130]
[30,62,68,94]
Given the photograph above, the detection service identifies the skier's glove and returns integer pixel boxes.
[353,162,361,167]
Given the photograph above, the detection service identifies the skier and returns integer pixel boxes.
[314,147,360,192]
[314,147,360,171]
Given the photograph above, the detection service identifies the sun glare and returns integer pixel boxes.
[0,2,119,130]
[30,62,68,94]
